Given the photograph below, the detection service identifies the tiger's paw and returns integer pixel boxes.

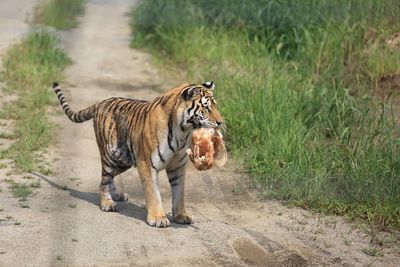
[147,214,170,228]
[111,192,129,202]
[173,212,194,224]
[100,198,118,212]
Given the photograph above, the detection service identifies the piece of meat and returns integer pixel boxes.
[212,132,227,167]
[187,128,227,171]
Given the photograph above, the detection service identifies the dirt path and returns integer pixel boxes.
[0,0,39,57]
[1,0,399,266]
[0,0,39,105]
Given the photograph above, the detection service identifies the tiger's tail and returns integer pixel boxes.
[52,82,96,123]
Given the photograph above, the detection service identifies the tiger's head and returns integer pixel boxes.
[179,81,224,130]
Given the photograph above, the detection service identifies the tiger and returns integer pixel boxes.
[52,81,223,227]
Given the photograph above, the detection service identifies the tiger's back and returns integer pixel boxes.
[93,97,148,174]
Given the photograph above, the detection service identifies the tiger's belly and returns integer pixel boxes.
[109,142,136,169]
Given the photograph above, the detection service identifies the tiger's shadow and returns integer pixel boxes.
[34,172,192,228]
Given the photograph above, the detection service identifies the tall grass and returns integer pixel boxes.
[1,31,70,172]
[131,0,400,230]
[35,0,86,30]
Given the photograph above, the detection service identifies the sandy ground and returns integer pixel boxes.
[0,0,399,266]
[0,0,39,57]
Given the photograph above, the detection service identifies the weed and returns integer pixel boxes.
[8,181,33,200]
[56,255,63,261]
[5,170,18,176]
[0,163,7,169]
[0,132,16,140]
[231,185,242,195]
[343,237,352,246]
[3,178,14,184]
[71,238,78,242]
[14,220,21,225]
[68,203,76,208]
[30,180,41,188]
[34,0,87,30]
[362,247,383,257]
[37,165,54,176]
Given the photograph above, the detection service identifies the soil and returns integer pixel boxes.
[0,0,399,266]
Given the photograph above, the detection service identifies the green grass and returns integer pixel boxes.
[0,132,16,140]
[0,30,70,172]
[7,181,33,201]
[30,180,41,188]
[0,0,83,172]
[130,0,400,230]
[362,246,383,257]
[35,0,86,30]
[4,178,42,201]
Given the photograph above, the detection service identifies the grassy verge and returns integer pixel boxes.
[130,0,400,230]
[0,0,87,173]
[34,0,86,30]
[0,31,70,172]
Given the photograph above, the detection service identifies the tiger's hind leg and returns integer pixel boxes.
[99,173,118,212]
[99,165,129,212]
[110,185,129,202]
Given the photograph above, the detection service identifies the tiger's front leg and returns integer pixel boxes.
[137,160,170,228]
[167,162,194,224]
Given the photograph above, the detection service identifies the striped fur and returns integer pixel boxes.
[53,82,223,227]
[53,82,95,123]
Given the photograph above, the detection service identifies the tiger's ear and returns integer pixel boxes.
[202,81,215,90]
[181,86,200,100]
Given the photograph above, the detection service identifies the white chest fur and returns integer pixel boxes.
[151,130,192,171]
